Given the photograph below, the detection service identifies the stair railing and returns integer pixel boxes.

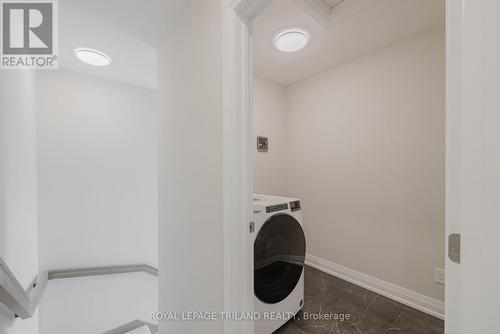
[101,319,159,334]
[0,257,158,319]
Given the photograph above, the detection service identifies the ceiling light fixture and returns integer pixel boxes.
[274,29,309,53]
[74,48,111,66]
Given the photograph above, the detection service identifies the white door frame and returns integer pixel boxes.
[446,0,500,333]
[444,0,462,332]
[222,1,272,334]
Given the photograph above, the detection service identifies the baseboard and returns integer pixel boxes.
[305,253,444,320]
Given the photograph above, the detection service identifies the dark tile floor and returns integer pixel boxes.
[276,266,444,334]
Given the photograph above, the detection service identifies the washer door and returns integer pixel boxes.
[254,213,306,304]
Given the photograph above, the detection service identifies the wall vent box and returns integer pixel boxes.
[257,136,268,152]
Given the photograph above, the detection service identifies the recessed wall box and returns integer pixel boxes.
[257,136,268,152]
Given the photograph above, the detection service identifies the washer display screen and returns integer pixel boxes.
[254,213,306,304]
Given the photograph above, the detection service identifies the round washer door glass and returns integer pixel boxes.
[254,213,306,304]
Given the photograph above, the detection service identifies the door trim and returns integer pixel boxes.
[222,1,273,333]
[444,1,463,332]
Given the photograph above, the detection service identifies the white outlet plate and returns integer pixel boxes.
[434,268,445,285]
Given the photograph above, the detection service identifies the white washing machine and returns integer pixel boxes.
[252,194,306,334]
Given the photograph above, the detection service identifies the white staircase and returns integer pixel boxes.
[0,260,158,334]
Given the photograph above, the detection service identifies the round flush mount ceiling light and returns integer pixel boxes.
[274,29,309,52]
[74,48,111,66]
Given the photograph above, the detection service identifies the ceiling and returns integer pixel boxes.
[61,0,187,47]
[58,0,189,89]
[253,0,445,85]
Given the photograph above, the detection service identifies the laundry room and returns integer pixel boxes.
[251,0,445,333]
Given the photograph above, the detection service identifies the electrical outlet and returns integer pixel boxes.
[434,268,445,285]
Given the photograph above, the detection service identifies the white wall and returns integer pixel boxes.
[157,0,224,332]
[285,28,445,300]
[36,70,159,271]
[0,72,39,334]
[253,77,286,196]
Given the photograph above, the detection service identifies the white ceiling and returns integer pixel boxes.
[61,0,187,47]
[58,0,189,89]
[253,0,445,85]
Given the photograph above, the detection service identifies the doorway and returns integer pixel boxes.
[223,0,450,333]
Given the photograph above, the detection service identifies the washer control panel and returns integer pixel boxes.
[266,203,288,213]
[289,200,301,212]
